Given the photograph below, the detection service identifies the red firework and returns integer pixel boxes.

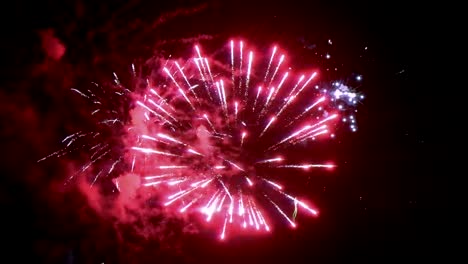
[40,38,363,240]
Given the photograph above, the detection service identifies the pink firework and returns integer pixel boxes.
[40,39,363,240]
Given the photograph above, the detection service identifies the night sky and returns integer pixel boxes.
[1,0,449,263]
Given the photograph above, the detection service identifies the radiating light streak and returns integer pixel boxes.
[158,165,187,169]
[255,157,283,164]
[267,197,296,228]
[252,86,262,112]
[276,164,335,169]
[286,96,326,127]
[265,179,283,190]
[245,176,254,186]
[223,159,245,172]
[240,131,247,147]
[157,133,187,146]
[180,196,200,213]
[264,46,277,82]
[204,57,215,83]
[244,51,253,99]
[131,146,179,157]
[203,113,217,132]
[259,117,276,138]
[136,101,174,126]
[238,41,244,93]
[268,54,285,87]
[220,215,228,240]
[148,99,178,123]
[144,173,173,180]
[163,67,196,110]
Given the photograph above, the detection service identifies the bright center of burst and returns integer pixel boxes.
[195,124,253,182]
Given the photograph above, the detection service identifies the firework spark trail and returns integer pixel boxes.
[204,57,215,84]
[149,87,177,112]
[220,80,228,115]
[263,85,275,112]
[266,195,296,228]
[214,82,223,107]
[41,38,363,240]
[263,46,277,83]
[238,41,244,97]
[136,101,175,127]
[234,101,239,122]
[147,99,180,125]
[267,113,339,151]
[259,70,288,118]
[244,51,253,100]
[252,86,262,112]
[180,196,201,213]
[203,114,217,132]
[276,164,335,169]
[194,58,212,101]
[259,117,276,138]
[163,67,196,111]
[286,96,326,127]
[131,146,180,157]
[268,54,285,88]
[90,169,104,187]
[255,157,283,164]
[240,131,247,148]
[67,149,110,183]
[275,73,318,118]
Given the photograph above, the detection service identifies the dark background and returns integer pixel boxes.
[1,0,449,263]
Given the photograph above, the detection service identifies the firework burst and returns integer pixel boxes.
[40,38,363,240]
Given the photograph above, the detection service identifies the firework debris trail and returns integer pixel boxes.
[39,39,364,240]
